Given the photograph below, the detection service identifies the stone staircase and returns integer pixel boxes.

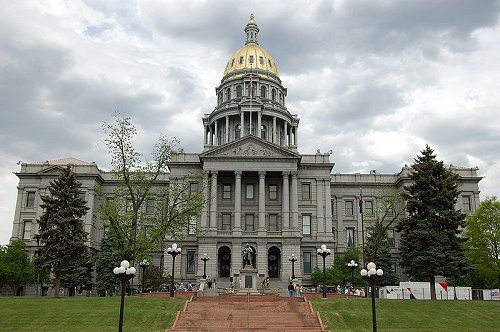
[166,295,326,332]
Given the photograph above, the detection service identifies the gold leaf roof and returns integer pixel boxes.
[223,43,279,78]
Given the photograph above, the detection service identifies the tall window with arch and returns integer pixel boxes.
[260,86,267,98]
[271,88,276,101]
[225,87,231,101]
[235,124,241,139]
[261,124,267,140]
[236,85,242,98]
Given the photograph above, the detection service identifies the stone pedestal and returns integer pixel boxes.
[238,267,258,293]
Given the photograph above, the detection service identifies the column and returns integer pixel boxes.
[282,171,290,230]
[294,126,298,146]
[240,111,245,137]
[201,171,209,228]
[257,112,262,139]
[234,170,242,231]
[317,178,325,233]
[225,116,230,143]
[291,171,299,229]
[258,171,266,231]
[204,126,207,144]
[273,116,277,144]
[325,178,332,235]
[210,171,218,230]
[283,122,287,146]
[209,124,213,145]
[214,120,218,145]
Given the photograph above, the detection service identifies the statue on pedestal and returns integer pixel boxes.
[242,243,254,268]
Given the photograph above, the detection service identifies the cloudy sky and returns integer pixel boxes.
[1,0,500,245]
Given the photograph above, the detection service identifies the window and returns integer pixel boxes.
[231,59,235,67]
[269,184,277,200]
[223,184,231,199]
[23,220,32,240]
[222,214,231,230]
[346,227,355,247]
[345,200,354,216]
[239,56,244,64]
[387,229,395,248]
[301,184,311,201]
[249,55,254,63]
[236,85,242,97]
[246,184,254,199]
[259,56,264,65]
[189,183,199,197]
[269,214,278,231]
[78,192,86,201]
[245,214,255,231]
[365,200,374,216]
[226,87,231,101]
[235,124,241,139]
[187,250,196,273]
[271,89,276,101]
[463,196,472,211]
[332,226,336,241]
[188,217,197,235]
[26,191,35,208]
[303,252,312,274]
[261,125,267,140]
[260,86,267,98]
[146,199,155,214]
[302,215,311,235]
[331,198,337,218]
[248,82,256,97]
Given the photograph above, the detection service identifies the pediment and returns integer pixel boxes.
[37,165,66,175]
[200,136,300,160]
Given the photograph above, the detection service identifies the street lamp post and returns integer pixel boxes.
[317,244,331,299]
[361,262,384,332]
[167,243,182,298]
[113,260,136,332]
[289,254,298,280]
[201,253,210,279]
[347,260,358,292]
[139,259,149,293]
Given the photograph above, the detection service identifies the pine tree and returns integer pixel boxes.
[397,145,469,300]
[35,166,90,297]
[365,223,399,286]
[95,234,120,296]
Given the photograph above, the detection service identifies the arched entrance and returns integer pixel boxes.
[268,246,281,278]
[218,246,231,278]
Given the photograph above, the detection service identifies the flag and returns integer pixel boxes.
[358,190,364,213]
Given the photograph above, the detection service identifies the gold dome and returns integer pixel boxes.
[223,14,279,79]
[223,43,279,78]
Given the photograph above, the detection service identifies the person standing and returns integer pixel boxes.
[288,282,295,297]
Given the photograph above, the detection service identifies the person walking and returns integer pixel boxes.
[288,282,295,297]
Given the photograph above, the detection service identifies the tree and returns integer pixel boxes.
[464,196,500,288]
[0,240,36,295]
[397,145,469,300]
[95,234,120,296]
[35,166,91,297]
[311,249,362,288]
[365,222,399,286]
[100,114,205,262]
[144,264,168,292]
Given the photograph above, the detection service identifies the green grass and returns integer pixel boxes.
[310,297,500,331]
[0,296,186,332]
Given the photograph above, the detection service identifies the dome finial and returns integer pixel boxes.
[245,13,259,44]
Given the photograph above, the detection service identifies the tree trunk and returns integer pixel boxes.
[54,271,61,298]
[429,275,436,300]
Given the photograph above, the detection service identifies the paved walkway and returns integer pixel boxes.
[166,294,326,332]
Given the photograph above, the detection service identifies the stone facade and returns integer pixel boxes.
[9,16,482,291]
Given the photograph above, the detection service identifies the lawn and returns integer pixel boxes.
[310,297,500,332]
[0,296,186,332]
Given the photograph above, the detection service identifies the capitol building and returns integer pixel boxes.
[10,15,481,290]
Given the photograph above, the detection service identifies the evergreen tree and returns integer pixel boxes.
[397,145,469,300]
[365,222,399,286]
[35,166,90,297]
[95,234,120,296]
[0,240,36,295]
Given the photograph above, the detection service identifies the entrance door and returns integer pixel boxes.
[268,246,281,278]
[218,246,231,278]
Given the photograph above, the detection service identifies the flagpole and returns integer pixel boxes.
[249,64,252,135]
[360,188,365,267]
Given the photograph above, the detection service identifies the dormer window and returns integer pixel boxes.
[231,59,235,67]
[259,56,264,65]
[239,56,244,64]
[249,55,254,63]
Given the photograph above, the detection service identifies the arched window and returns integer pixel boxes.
[271,89,276,101]
[248,82,256,97]
[279,92,283,105]
[246,124,255,135]
[260,86,267,98]
[225,88,231,101]
[261,125,267,140]
[235,124,241,139]
[236,85,242,98]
